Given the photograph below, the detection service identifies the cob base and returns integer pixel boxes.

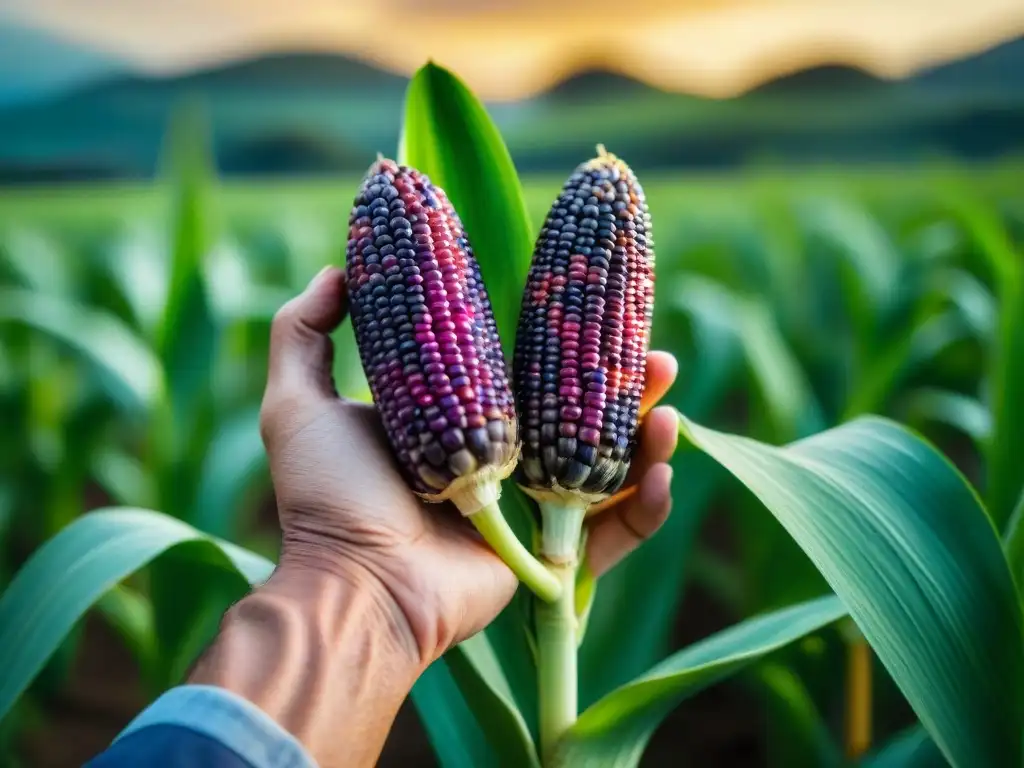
[418,451,518,515]
[520,485,605,565]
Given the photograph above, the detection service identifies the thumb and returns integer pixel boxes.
[261,267,348,439]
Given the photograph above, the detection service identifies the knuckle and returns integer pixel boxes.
[258,396,279,447]
[270,298,302,340]
[259,390,310,449]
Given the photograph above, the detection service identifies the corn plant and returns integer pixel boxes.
[0,63,1021,768]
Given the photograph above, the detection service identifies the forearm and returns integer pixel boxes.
[188,564,423,768]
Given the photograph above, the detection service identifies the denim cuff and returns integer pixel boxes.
[116,685,318,768]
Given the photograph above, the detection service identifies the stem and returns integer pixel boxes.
[844,633,872,760]
[537,564,577,763]
[538,497,588,564]
[469,502,561,603]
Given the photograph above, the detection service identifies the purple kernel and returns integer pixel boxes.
[579,427,601,445]
[561,405,583,420]
[441,428,465,451]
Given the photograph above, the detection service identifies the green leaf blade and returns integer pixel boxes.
[561,596,847,767]
[400,62,535,350]
[679,414,1024,768]
[0,507,273,720]
[0,288,161,413]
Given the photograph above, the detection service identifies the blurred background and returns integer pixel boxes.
[1,1,1022,766]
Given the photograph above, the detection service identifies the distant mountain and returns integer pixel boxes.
[0,22,125,107]
[750,64,883,96]
[73,51,408,97]
[0,36,1022,182]
[916,36,1024,91]
[0,50,413,180]
[542,70,654,103]
[548,36,1024,100]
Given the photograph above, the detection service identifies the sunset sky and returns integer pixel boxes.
[2,0,1024,100]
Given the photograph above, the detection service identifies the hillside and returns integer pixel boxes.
[0,23,125,107]
[0,37,1022,181]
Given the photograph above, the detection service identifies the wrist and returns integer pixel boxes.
[261,557,424,674]
[189,561,422,768]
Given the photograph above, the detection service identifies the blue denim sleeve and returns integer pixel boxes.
[84,685,318,768]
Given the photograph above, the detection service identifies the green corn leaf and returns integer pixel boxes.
[753,661,843,768]
[92,447,155,507]
[986,252,1024,530]
[150,549,252,689]
[157,99,221,452]
[798,197,902,332]
[411,660,497,768]
[399,61,534,350]
[191,406,267,537]
[900,388,992,444]
[444,634,541,768]
[580,300,734,706]
[678,413,1024,768]
[842,309,970,421]
[861,726,946,768]
[104,223,170,334]
[0,229,76,297]
[674,276,825,442]
[0,288,161,413]
[490,483,542,730]
[0,507,273,720]
[944,190,1024,530]
[557,595,847,767]
[579,451,721,706]
[95,584,158,688]
[574,560,597,647]
[1001,488,1024,602]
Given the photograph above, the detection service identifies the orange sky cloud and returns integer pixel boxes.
[3,0,1024,100]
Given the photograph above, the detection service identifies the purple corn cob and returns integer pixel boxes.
[344,158,518,510]
[513,147,654,506]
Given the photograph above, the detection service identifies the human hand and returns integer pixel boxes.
[258,267,680,664]
[189,267,679,768]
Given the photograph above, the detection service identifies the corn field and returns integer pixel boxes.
[0,66,1023,767]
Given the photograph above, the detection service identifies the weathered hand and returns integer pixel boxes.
[258,267,679,666]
